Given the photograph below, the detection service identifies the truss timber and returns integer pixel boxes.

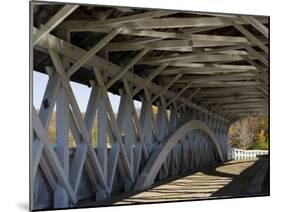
[31,3,269,210]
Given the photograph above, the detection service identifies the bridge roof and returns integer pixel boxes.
[32,2,269,124]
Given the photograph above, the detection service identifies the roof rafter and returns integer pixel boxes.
[33,5,78,46]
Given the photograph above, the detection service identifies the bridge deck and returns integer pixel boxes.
[80,157,268,207]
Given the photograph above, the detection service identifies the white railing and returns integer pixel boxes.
[228,148,268,160]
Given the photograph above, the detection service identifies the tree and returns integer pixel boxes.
[229,116,268,150]
[249,129,268,150]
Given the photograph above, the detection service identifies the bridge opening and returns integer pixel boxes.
[228,116,268,160]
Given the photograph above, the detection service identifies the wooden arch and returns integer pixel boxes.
[134,120,224,191]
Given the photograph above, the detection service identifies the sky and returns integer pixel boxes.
[33,71,142,113]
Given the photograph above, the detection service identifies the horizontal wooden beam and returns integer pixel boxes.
[139,54,247,64]
[165,63,257,70]
[61,17,267,31]
[201,96,265,102]
[59,10,177,29]
[196,93,263,99]
[175,81,259,89]
[198,85,259,93]
[176,72,256,82]
[105,41,246,52]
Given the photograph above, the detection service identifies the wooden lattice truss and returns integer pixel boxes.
[31,2,268,210]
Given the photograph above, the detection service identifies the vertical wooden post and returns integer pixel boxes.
[96,91,108,200]
[140,96,154,154]
[54,30,71,208]
[54,84,70,208]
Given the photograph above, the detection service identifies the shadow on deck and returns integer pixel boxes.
[79,156,269,207]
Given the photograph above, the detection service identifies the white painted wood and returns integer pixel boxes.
[95,68,134,181]
[32,7,269,207]
[38,72,60,129]
[32,138,44,182]
[48,49,108,190]
[54,84,70,208]
[133,143,142,177]
[32,107,77,203]
[84,84,101,131]
[39,153,57,191]
[156,97,169,140]
[107,142,120,193]
[68,108,98,194]
[97,92,108,183]
[123,80,149,160]
[69,142,88,194]
[32,72,60,181]
[134,120,223,191]
[139,94,154,154]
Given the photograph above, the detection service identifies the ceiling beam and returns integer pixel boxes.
[132,63,169,96]
[66,28,121,77]
[175,81,259,88]
[139,54,247,64]
[241,16,268,38]
[33,5,78,46]
[233,22,268,53]
[36,26,259,122]
[175,72,256,82]
[165,63,257,70]
[59,10,177,29]
[177,88,201,110]
[151,74,183,102]
[166,81,193,107]
[105,41,247,52]
[105,47,150,89]
[245,46,268,66]
[61,17,267,31]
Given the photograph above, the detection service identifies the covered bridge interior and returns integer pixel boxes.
[31,2,269,210]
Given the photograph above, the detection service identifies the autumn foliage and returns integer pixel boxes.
[228,116,268,150]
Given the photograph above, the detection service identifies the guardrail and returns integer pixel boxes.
[228,148,268,160]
